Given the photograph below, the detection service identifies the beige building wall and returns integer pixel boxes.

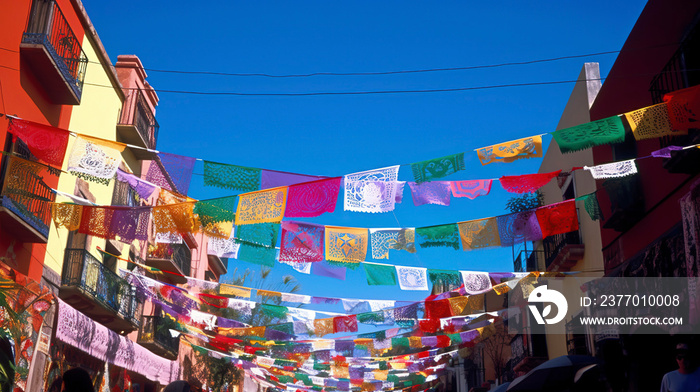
[536,63,604,359]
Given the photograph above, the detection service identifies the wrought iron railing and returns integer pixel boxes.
[147,242,191,276]
[0,156,55,238]
[138,315,180,356]
[22,0,88,99]
[118,88,159,149]
[513,249,543,273]
[62,249,141,326]
[543,230,582,269]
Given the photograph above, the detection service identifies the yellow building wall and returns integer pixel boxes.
[44,32,132,275]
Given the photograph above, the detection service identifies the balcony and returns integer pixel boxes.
[117,88,159,158]
[146,242,191,284]
[137,314,180,359]
[60,249,141,333]
[602,176,644,232]
[20,0,88,104]
[207,253,228,278]
[0,156,55,243]
[543,231,584,272]
[513,250,543,273]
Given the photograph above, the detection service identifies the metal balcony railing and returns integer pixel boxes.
[138,315,180,357]
[21,0,88,100]
[0,156,55,239]
[513,249,543,273]
[147,242,191,276]
[543,230,582,270]
[62,249,141,326]
[118,89,159,150]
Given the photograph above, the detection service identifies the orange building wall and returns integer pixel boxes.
[0,0,86,282]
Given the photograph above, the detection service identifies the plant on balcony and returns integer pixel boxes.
[147,243,174,259]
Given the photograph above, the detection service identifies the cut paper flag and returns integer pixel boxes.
[395,181,406,203]
[395,266,428,291]
[78,205,115,239]
[624,103,682,141]
[260,170,326,189]
[535,199,579,238]
[363,263,398,286]
[427,269,462,291]
[584,159,637,179]
[152,202,197,235]
[663,84,700,131]
[203,161,261,192]
[208,230,241,259]
[344,166,400,213]
[450,180,492,199]
[325,226,368,264]
[279,221,325,263]
[236,242,277,267]
[458,217,501,250]
[311,262,346,280]
[390,228,416,253]
[407,181,451,206]
[416,224,460,250]
[194,196,236,238]
[52,203,83,231]
[497,211,542,246]
[476,136,542,165]
[411,153,466,183]
[109,206,150,242]
[117,169,158,199]
[576,193,603,221]
[369,228,400,259]
[460,272,492,294]
[234,223,280,247]
[285,177,341,218]
[333,315,358,333]
[552,115,625,154]
[150,152,196,195]
[67,136,125,185]
[651,146,683,158]
[235,187,287,225]
[499,170,561,194]
[8,119,70,167]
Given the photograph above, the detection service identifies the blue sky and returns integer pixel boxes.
[83,1,647,304]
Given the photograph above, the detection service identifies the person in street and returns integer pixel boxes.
[660,342,700,392]
[61,368,94,392]
[164,380,192,392]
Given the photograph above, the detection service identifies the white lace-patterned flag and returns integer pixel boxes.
[584,159,638,179]
[368,300,395,311]
[67,136,124,184]
[207,230,240,258]
[395,266,429,291]
[344,165,400,213]
[460,271,492,294]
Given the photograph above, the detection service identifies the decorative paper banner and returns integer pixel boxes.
[52,203,83,231]
[117,169,158,199]
[411,153,466,183]
[56,299,179,385]
[407,181,451,206]
[584,159,637,179]
[344,166,400,213]
[369,229,401,259]
[237,242,277,267]
[203,160,261,192]
[109,206,150,242]
[152,202,197,235]
[333,315,358,333]
[460,272,492,294]
[363,263,398,286]
[457,218,501,250]
[312,262,347,280]
[157,152,197,195]
[416,224,460,250]
[235,222,280,247]
[651,145,683,158]
[450,180,492,199]
[314,318,335,337]
[220,284,252,298]
[427,270,462,291]
[78,205,115,239]
[552,116,625,154]
[194,196,236,238]
[8,119,70,167]
[395,181,406,203]
[476,136,542,165]
[395,266,428,291]
[624,103,682,141]
[156,232,182,244]
[499,170,562,194]
[536,199,579,238]
[391,228,416,253]
[235,187,287,225]
[284,177,341,218]
[67,136,125,185]
[325,226,368,263]
[261,170,327,189]
[663,84,700,131]
[576,193,603,221]
[496,211,542,246]
[280,221,325,263]
[208,230,241,259]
